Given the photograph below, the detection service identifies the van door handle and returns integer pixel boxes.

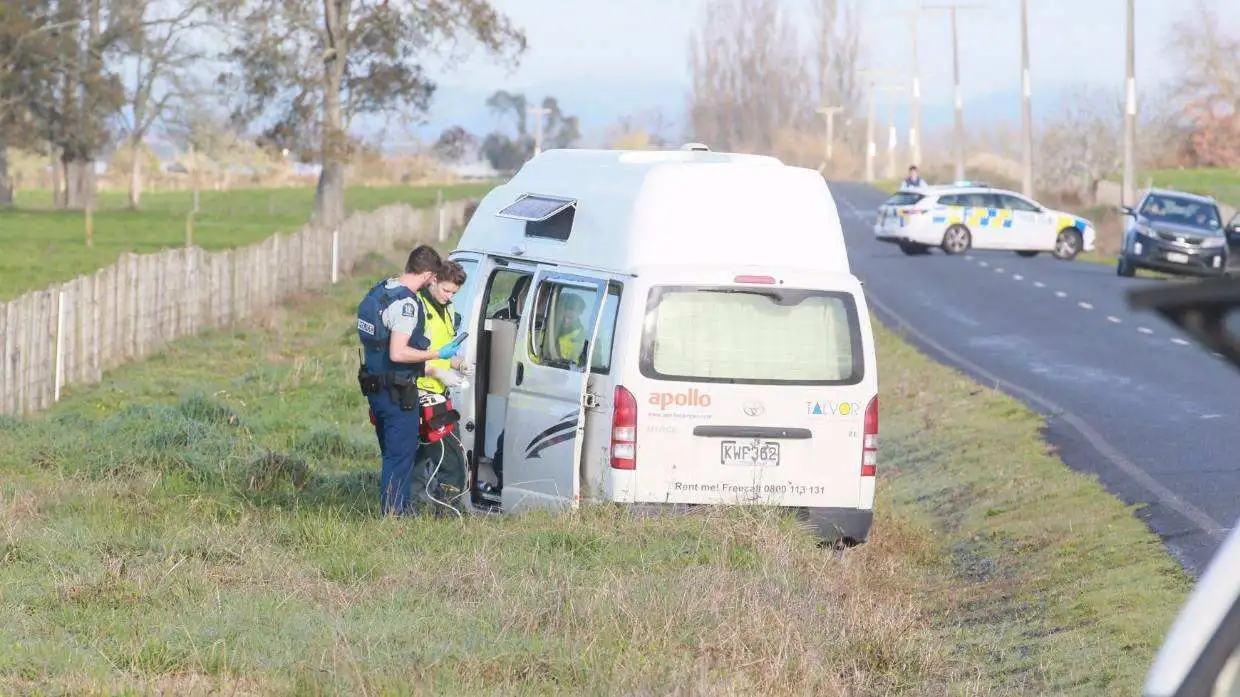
[515,362,524,385]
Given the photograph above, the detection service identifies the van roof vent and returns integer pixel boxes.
[680,142,711,152]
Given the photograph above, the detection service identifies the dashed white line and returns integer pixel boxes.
[995,267,1005,273]
[964,255,974,261]
[1034,281,1045,288]
[1171,338,1191,346]
[1138,327,1154,334]
[1055,291,1067,298]
[1013,274,1024,281]
[1107,316,1122,323]
[1078,302,1094,310]
[978,261,989,267]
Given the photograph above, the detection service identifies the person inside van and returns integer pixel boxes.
[551,292,587,363]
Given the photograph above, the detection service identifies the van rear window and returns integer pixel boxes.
[640,286,864,385]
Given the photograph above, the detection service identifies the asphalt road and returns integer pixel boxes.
[828,180,1240,576]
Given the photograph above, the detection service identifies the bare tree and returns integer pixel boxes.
[688,0,862,158]
[114,0,214,209]
[214,0,527,229]
[1167,0,1240,167]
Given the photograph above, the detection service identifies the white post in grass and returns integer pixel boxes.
[54,290,65,402]
[331,229,340,285]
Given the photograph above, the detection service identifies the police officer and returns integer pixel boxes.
[411,260,471,513]
[356,244,465,517]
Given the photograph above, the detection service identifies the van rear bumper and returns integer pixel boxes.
[619,503,873,545]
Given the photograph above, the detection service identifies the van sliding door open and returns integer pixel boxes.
[501,269,610,513]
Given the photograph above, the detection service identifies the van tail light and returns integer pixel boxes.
[861,396,878,477]
[611,385,637,470]
[734,275,776,285]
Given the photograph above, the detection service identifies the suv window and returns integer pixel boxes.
[998,194,1040,213]
[1139,193,1223,230]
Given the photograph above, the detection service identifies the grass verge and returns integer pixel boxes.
[0,182,495,301]
[0,246,1192,695]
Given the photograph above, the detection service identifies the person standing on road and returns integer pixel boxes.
[355,244,466,516]
[411,260,472,514]
[902,165,927,189]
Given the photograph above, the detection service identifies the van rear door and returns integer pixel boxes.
[502,268,610,512]
[631,276,875,509]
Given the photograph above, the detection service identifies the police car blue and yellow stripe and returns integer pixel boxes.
[932,206,1015,229]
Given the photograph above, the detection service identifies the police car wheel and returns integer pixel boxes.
[1015,250,1039,258]
[1053,228,1083,260]
[941,225,972,255]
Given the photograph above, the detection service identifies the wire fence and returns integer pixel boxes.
[1,198,474,417]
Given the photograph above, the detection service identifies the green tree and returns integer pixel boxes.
[213,0,527,229]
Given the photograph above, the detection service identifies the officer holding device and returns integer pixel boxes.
[356,244,467,516]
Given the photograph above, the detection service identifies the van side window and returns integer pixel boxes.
[527,281,605,371]
[484,269,533,320]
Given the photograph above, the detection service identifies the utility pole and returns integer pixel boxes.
[924,3,985,182]
[887,98,898,180]
[816,106,844,171]
[527,105,552,157]
[1020,0,1034,198]
[1122,0,1137,207]
[890,9,923,168]
[862,78,905,183]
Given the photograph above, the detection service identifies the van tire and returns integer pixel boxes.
[941,225,972,255]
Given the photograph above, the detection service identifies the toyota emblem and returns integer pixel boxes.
[742,401,765,417]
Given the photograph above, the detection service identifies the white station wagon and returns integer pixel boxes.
[874,182,1097,260]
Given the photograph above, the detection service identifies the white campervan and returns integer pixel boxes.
[442,144,880,543]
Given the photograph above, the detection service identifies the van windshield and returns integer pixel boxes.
[640,286,863,385]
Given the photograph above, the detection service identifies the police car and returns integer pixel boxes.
[874,181,1097,259]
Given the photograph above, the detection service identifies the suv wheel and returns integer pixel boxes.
[1117,256,1136,277]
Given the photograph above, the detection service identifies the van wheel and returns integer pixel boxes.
[898,241,930,256]
[1015,250,1039,258]
[1053,228,1083,260]
[941,225,972,255]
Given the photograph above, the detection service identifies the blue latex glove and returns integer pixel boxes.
[438,334,466,360]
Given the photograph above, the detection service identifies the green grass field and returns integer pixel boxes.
[0,234,1192,694]
[0,183,496,302]
[1114,168,1240,210]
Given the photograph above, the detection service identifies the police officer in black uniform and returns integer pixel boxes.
[356,244,466,516]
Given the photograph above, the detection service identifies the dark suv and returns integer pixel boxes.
[1117,189,1229,278]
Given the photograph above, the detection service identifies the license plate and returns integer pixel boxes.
[1166,252,1189,264]
[720,440,780,467]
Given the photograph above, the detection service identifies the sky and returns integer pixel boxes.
[410,0,1239,145]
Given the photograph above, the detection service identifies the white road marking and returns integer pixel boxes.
[1202,414,1222,420]
[1078,302,1093,310]
[995,267,1005,273]
[1055,291,1067,298]
[964,255,974,261]
[1138,327,1154,334]
[1171,338,1191,346]
[1107,316,1122,323]
[1012,274,1024,281]
[978,261,989,267]
[1034,281,1045,288]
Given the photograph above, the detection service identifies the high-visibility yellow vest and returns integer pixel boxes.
[558,326,584,362]
[416,292,456,394]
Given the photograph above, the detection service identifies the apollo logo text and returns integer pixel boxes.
[650,389,712,410]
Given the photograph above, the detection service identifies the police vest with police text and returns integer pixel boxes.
[356,278,422,376]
